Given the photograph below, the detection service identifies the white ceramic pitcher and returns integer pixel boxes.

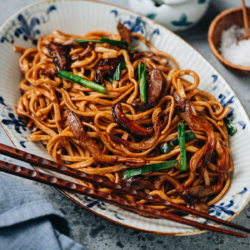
[128,0,211,32]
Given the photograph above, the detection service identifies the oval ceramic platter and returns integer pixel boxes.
[0,0,250,236]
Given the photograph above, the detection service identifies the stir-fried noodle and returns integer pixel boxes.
[15,25,233,215]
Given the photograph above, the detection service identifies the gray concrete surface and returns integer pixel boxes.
[0,0,250,249]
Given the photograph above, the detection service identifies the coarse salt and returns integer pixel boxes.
[220,25,250,67]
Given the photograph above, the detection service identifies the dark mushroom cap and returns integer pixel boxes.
[112,103,153,137]
[94,53,141,84]
[117,23,132,45]
[46,42,71,72]
[132,68,165,111]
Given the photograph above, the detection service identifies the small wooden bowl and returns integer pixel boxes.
[208,7,250,75]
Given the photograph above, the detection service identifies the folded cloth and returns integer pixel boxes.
[0,172,86,250]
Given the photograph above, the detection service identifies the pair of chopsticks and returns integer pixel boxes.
[0,143,248,237]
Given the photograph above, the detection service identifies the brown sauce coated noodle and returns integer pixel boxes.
[15,29,232,213]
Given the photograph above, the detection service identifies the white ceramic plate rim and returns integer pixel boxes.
[0,0,250,236]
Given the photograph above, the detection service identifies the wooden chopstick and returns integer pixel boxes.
[0,160,246,238]
[0,143,249,234]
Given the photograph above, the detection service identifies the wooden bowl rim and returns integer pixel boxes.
[208,7,250,71]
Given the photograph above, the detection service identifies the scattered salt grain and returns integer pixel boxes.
[220,25,250,67]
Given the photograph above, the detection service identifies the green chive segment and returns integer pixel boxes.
[178,121,187,171]
[105,76,114,84]
[138,62,147,103]
[160,131,196,154]
[123,160,179,179]
[120,61,127,70]
[113,61,127,81]
[75,38,129,49]
[212,150,217,158]
[58,70,107,94]
[212,106,237,136]
[224,117,237,136]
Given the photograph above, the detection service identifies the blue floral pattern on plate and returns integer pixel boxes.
[2,112,27,134]
[209,188,248,220]
[211,75,246,130]
[1,5,56,45]
[0,96,7,106]
[0,96,28,148]
[111,9,160,40]
[77,195,124,220]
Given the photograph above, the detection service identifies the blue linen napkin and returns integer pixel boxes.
[0,172,87,250]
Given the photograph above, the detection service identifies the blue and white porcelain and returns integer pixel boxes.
[0,0,250,236]
[129,0,211,32]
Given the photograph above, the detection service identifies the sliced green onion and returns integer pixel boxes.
[120,61,127,70]
[113,63,121,81]
[105,61,126,83]
[160,131,196,154]
[160,143,174,155]
[123,160,179,179]
[212,106,237,136]
[138,62,147,103]
[178,121,187,171]
[101,38,129,49]
[59,70,107,94]
[212,150,217,158]
[105,76,114,84]
[75,38,129,49]
[224,117,237,136]
[74,39,100,43]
